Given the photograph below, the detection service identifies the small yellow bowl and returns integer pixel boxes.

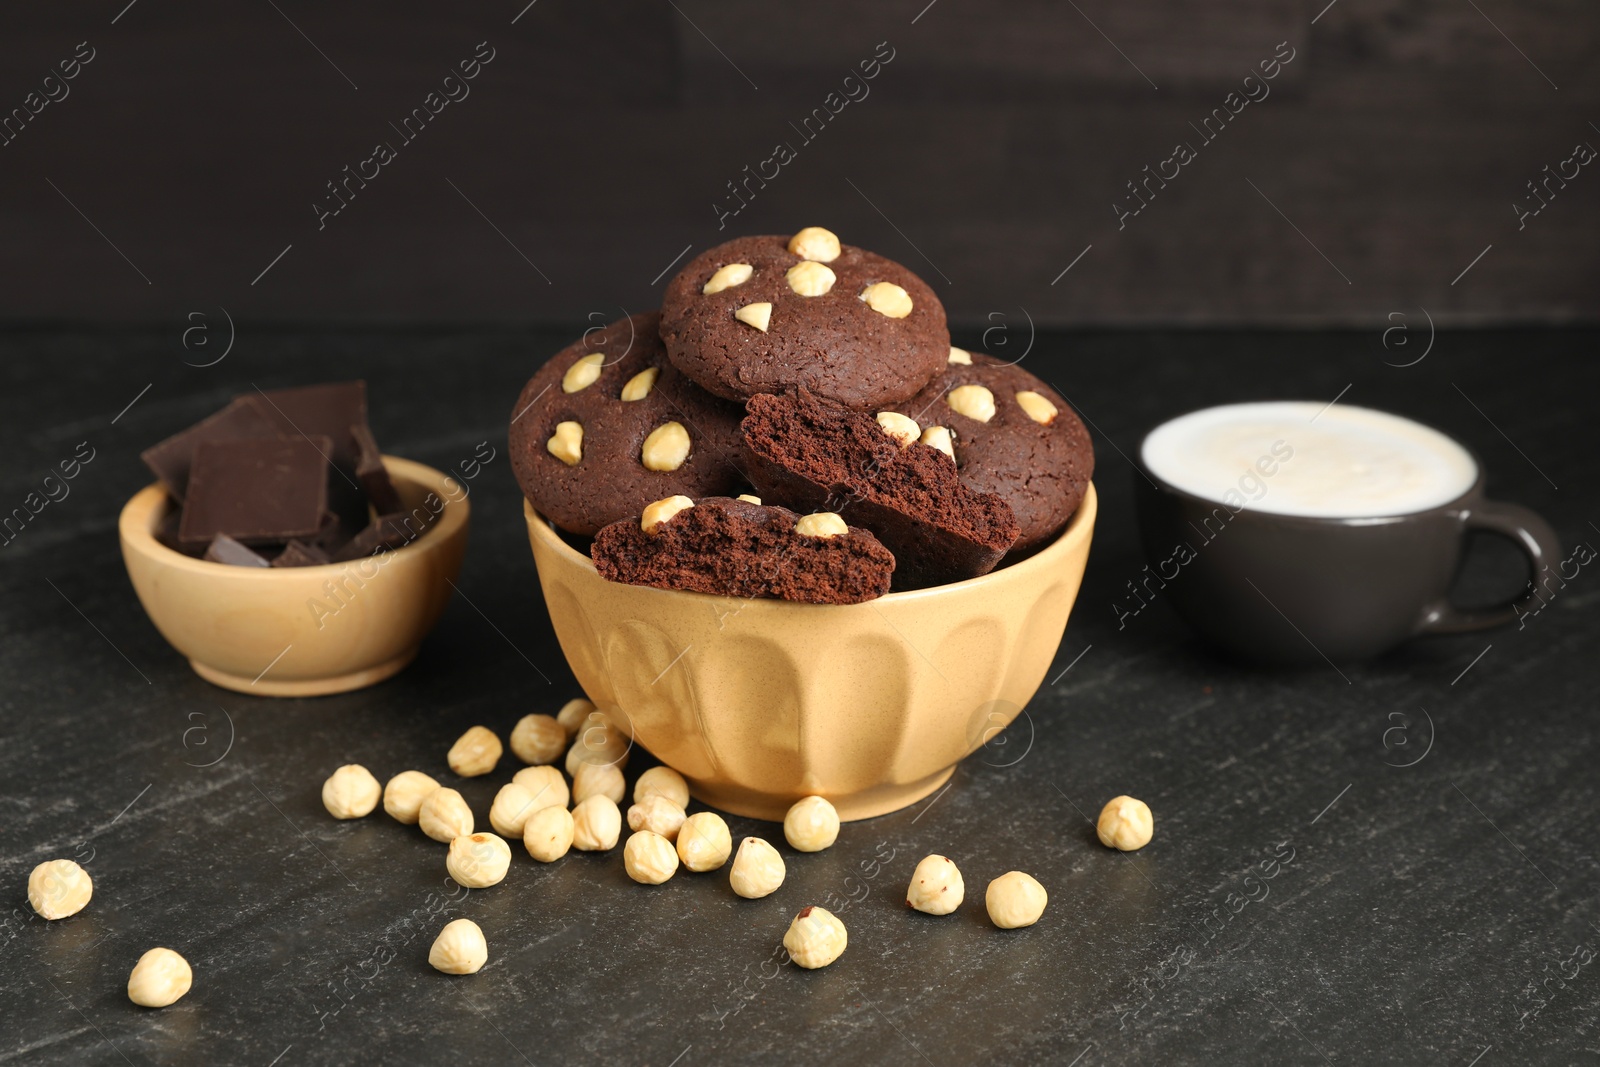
[525,484,1096,821]
[120,456,469,696]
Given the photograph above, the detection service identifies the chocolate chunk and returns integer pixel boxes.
[351,422,402,515]
[273,539,333,567]
[140,397,281,503]
[247,382,370,538]
[154,507,205,557]
[333,511,428,561]
[203,533,272,568]
[178,436,331,547]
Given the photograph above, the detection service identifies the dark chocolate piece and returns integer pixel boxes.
[273,539,333,567]
[140,397,281,503]
[333,512,428,561]
[351,422,402,515]
[153,507,205,557]
[203,533,272,568]
[591,497,894,605]
[247,382,369,538]
[178,435,331,547]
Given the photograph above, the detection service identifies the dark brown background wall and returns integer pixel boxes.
[2,0,1596,326]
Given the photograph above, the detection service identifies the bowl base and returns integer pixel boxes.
[189,648,418,697]
[688,766,955,823]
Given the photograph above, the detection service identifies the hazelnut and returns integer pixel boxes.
[571,795,622,851]
[489,782,540,838]
[736,493,762,504]
[729,837,786,899]
[875,411,920,448]
[1015,390,1058,425]
[947,384,996,423]
[633,765,691,809]
[641,421,691,472]
[787,227,841,263]
[794,513,848,540]
[627,795,687,840]
[1097,795,1153,851]
[620,367,659,402]
[547,421,583,465]
[419,787,474,843]
[509,713,565,766]
[383,770,441,825]
[624,830,681,884]
[734,302,773,332]
[641,494,694,534]
[572,761,626,806]
[27,859,92,920]
[511,765,570,812]
[523,805,576,862]
[985,871,1048,929]
[448,726,502,778]
[676,811,732,872]
[786,260,836,297]
[905,854,964,915]
[703,262,754,294]
[947,346,973,365]
[783,906,847,969]
[561,353,604,393]
[555,697,596,738]
[321,764,382,819]
[447,832,512,889]
[783,795,840,852]
[859,282,913,318]
[428,918,487,975]
[565,710,631,774]
[920,425,956,460]
[127,947,193,1007]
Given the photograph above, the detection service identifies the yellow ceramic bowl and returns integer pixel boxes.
[120,456,469,696]
[525,484,1096,821]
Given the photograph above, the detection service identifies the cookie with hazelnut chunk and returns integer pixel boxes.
[508,311,745,536]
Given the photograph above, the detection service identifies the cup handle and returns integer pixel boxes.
[1415,499,1564,634]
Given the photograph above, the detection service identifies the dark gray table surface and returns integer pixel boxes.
[2,328,1596,1066]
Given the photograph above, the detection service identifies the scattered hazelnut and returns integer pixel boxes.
[641,421,691,472]
[127,947,193,1007]
[729,837,786,899]
[27,859,92,920]
[383,770,441,825]
[676,811,733,872]
[573,761,626,806]
[419,787,474,843]
[620,366,660,402]
[556,697,596,738]
[562,353,605,393]
[947,346,973,365]
[905,854,964,915]
[565,710,631,774]
[571,795,622,851]
[736,493,762,504]
[523,805,576,862]
[920,425,955,460]
[509,714,566,766]
[641,495,695,534]
[512,765,570,812]
[783,796,840,852]
[1015,390,1059,425]
[946,384,996,423]
[787,227,841,263]
[875,411,921,448]
[447,832,512,889]
[1097,795,1154,851]
[448,726,503,778]
[321,764,382,820]
[429,918,488,975]
[734,302,773,332]
[627,795,687,840]
[985,871,1048,929]
[547,421,583,465]
[633,765,691,809]
[489,782,540,838]
[703,262,754,294]
[859,282,913,318]
[794,513,848,540]
[624,830,681,884]
[786,261,837,297]
[783,906,847,969]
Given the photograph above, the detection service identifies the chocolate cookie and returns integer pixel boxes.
[592,495,894,605]
[885,352,1094,551]
[509,312,746,536]
[659,229,949,410]
[740,389,1019,590]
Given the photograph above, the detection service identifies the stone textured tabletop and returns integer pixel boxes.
[1,328,1596,1066]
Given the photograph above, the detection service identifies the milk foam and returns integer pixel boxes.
[1141,402,1478,518]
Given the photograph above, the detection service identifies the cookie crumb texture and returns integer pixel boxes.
[659,235,949,410]
[509,311,746,536]
[591,497,894,605]
[741,390,1019,590]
